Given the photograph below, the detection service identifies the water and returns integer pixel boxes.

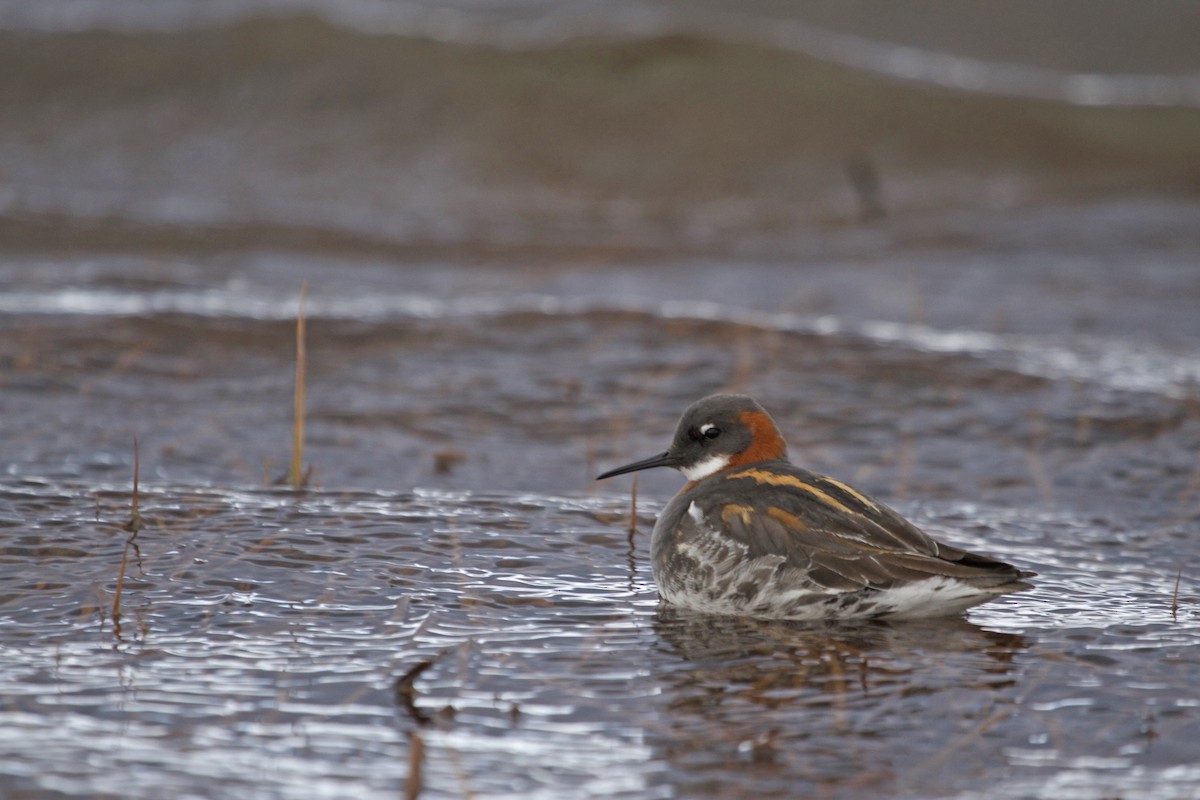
[3,2,1200,797]
[3,245,1200,798]
[0,480,1197,799]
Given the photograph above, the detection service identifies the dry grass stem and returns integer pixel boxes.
[628,474,639,537]
[395,651,448,726]
[1171,570,1183,621]
[289,280,309,489]
[113,437,144,635]
[112,545,130,638]
[405,731,424,800]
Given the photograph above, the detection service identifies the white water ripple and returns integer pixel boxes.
[3,286,1198,399]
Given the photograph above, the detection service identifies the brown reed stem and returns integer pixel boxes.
[1171,569,1183,621]
[114,436,144,633]
[405,731,424,800]
[112,545,129,635]
[288,281,308,489]
[628,474,639,536]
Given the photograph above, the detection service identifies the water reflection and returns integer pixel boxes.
[654,606,1027,698]
[650,607,1029,796]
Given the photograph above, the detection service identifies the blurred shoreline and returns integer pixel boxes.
[2,13,1199,257]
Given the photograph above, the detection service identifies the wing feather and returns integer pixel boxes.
[699,462,1032,591]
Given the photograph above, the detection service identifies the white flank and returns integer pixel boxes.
[687,501,705,524]
[659,537,996,620]
[871,576,992,619]
[680,454,730,482]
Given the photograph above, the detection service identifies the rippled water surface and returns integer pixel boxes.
[3,232,1200,798]
[3,3,1200,797]
[1,478,1198,799]
[0,244,1195,800]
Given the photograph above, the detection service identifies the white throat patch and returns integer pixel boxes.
[681,454,730,482]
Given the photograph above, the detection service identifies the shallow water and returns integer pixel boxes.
[0,479,1197,799]
[3,3,1200,797]
[3,227,1200,797]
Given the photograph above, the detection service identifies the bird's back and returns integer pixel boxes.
[651,460,1033,620]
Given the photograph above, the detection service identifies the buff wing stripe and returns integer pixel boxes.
[728,468,860,517]
[818,476,880,512]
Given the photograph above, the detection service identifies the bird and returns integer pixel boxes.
[597,394,1033,620]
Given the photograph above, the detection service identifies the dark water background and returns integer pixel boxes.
[2,2,1200,798]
